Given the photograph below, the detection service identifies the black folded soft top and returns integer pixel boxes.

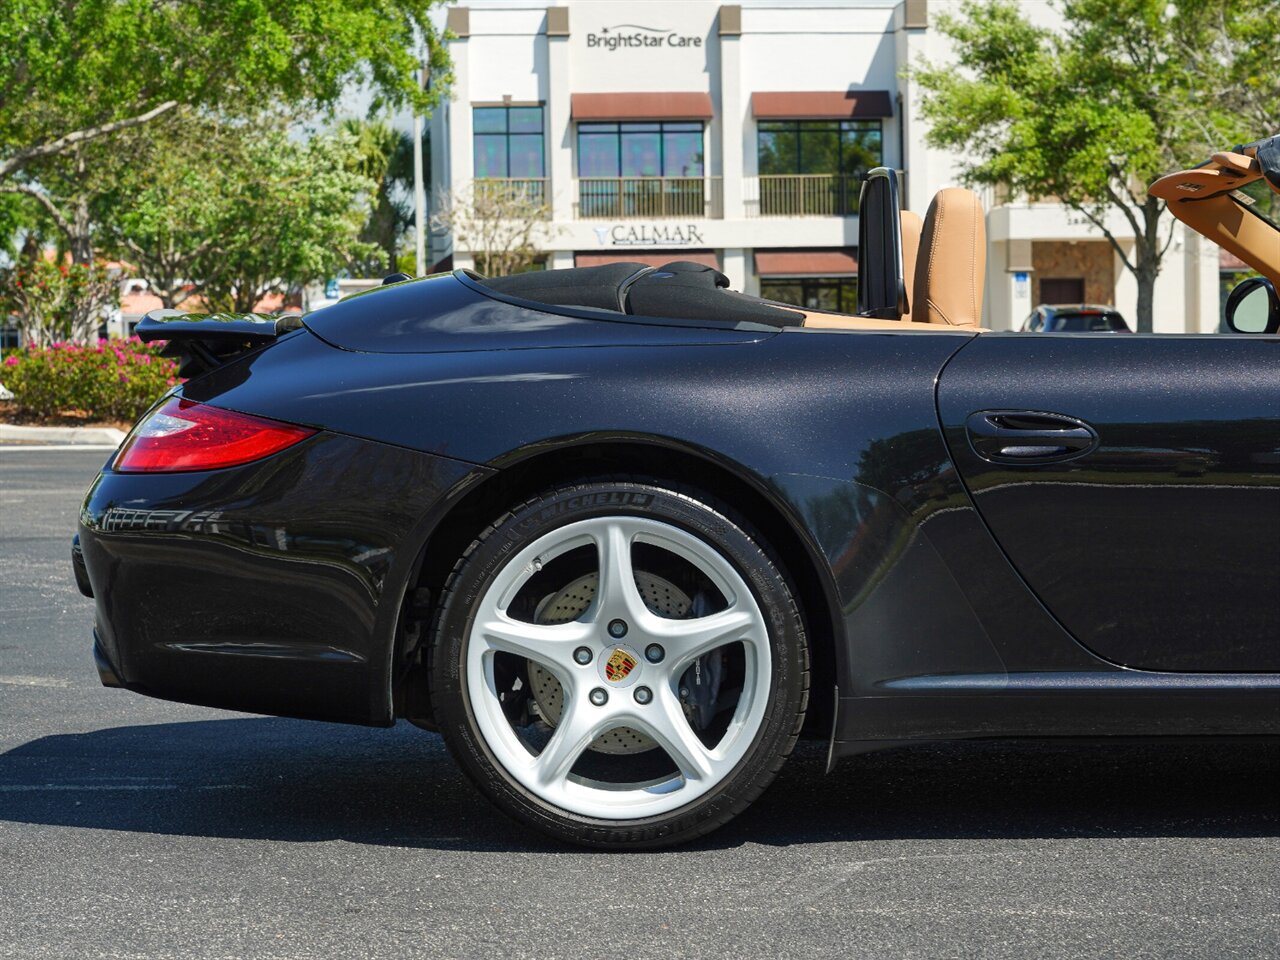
[479,260,806,328]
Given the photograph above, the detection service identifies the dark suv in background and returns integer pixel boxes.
[1021,304,1131,332]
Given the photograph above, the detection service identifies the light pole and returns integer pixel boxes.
[413,61,428,276]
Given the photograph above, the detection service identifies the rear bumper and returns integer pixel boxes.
[92,630,122,687]
[72,535,93,598]
[76,430,479,725]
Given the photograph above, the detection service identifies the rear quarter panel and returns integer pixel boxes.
[184,324,1096,727]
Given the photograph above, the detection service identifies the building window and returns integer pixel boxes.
[576,122,706,218]
[1038,277,1086,305]
[473,106,545,179]
[756,120,882,216]
[760,277,858,314]
[577,122,705,178]
[757,119,882,176]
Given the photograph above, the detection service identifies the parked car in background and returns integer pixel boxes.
[1022,304,1131,332]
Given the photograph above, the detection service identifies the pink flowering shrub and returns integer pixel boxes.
[2,337,180,421]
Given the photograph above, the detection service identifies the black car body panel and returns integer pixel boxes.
[300,271,779,354]
[77,272,1280,752]
[938,333,1280,672]
[81,431,482,724]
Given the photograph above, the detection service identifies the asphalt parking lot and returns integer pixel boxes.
[2,447,1279,960]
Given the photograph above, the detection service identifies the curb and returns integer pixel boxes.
[0,423,127,446]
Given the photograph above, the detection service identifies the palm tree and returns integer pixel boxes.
[339,118,424,275]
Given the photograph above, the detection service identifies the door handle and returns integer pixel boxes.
[965,411,1099,464]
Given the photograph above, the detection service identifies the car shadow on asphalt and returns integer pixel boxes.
[0,717,1276,851]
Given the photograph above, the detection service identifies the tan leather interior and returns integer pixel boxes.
[800,311,966,331]
[1211,152,1260,176]
[797,143,1280,336]
[1149,157,1280,289]
[900,209,923,321]
[913,187,987,327]
[799,189,987,332]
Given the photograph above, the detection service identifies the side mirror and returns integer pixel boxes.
[1225,277,1280,334]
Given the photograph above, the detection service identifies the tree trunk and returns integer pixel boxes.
[1132,196,1165,334]
[69,152,94,265]
[68,227,92,265]
[1134,262,1156,333]
[157,274,180,309]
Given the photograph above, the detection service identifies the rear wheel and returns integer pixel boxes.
[429,480,808,848]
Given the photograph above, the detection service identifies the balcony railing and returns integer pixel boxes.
[575,177,722,220]
[473,177,549,209]
[744,174,862,218]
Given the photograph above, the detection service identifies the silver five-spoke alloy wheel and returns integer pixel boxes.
[466,515,771,819]
[431,480,808,847]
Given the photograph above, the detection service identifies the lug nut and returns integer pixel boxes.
[589,687,609,707]
[634,686,653,705]
[607,618,628,639]
[645,643,665,663]
[679,686,690,699]
[573,646,593,665]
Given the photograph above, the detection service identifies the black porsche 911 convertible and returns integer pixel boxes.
[73,140,1280,847]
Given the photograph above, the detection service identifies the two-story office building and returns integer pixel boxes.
[429,0,1217,331]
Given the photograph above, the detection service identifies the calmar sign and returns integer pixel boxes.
[594,224,705,247]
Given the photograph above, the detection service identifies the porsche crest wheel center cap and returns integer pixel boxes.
[600,644,642,688]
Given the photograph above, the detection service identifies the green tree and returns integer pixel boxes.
[0,192,29,259]
[913,0,1279,332]
[199,128,379,313]
[0,0,452,262]
[340,118,425,276]
[94,112,249,308]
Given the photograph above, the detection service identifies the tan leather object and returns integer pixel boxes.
[1149,160,1280,288]
[1211,152,1260,176]
[913,188,987,327]
[800,310,980,331]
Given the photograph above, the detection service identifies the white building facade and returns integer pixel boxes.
[430,0,1218,331]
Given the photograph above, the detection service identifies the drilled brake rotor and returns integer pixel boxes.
[529,571,692,754]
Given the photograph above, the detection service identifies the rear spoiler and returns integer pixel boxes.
[135,309,304,378]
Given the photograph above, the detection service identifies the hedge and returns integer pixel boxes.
[1,338,180,422]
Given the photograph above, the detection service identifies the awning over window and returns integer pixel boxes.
[752,91,893,120]
[755,249,858,276]
[571,92,714,122]
[575,251,721,270]
[1221,249,1249,270]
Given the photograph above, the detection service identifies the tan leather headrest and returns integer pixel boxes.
[1211,152,1260,176]
[913,188,986,327]
[900,210,923,322]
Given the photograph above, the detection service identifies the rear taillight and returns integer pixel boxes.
[114,398,316,473]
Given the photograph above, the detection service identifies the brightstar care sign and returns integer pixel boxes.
[586,24,703,50]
